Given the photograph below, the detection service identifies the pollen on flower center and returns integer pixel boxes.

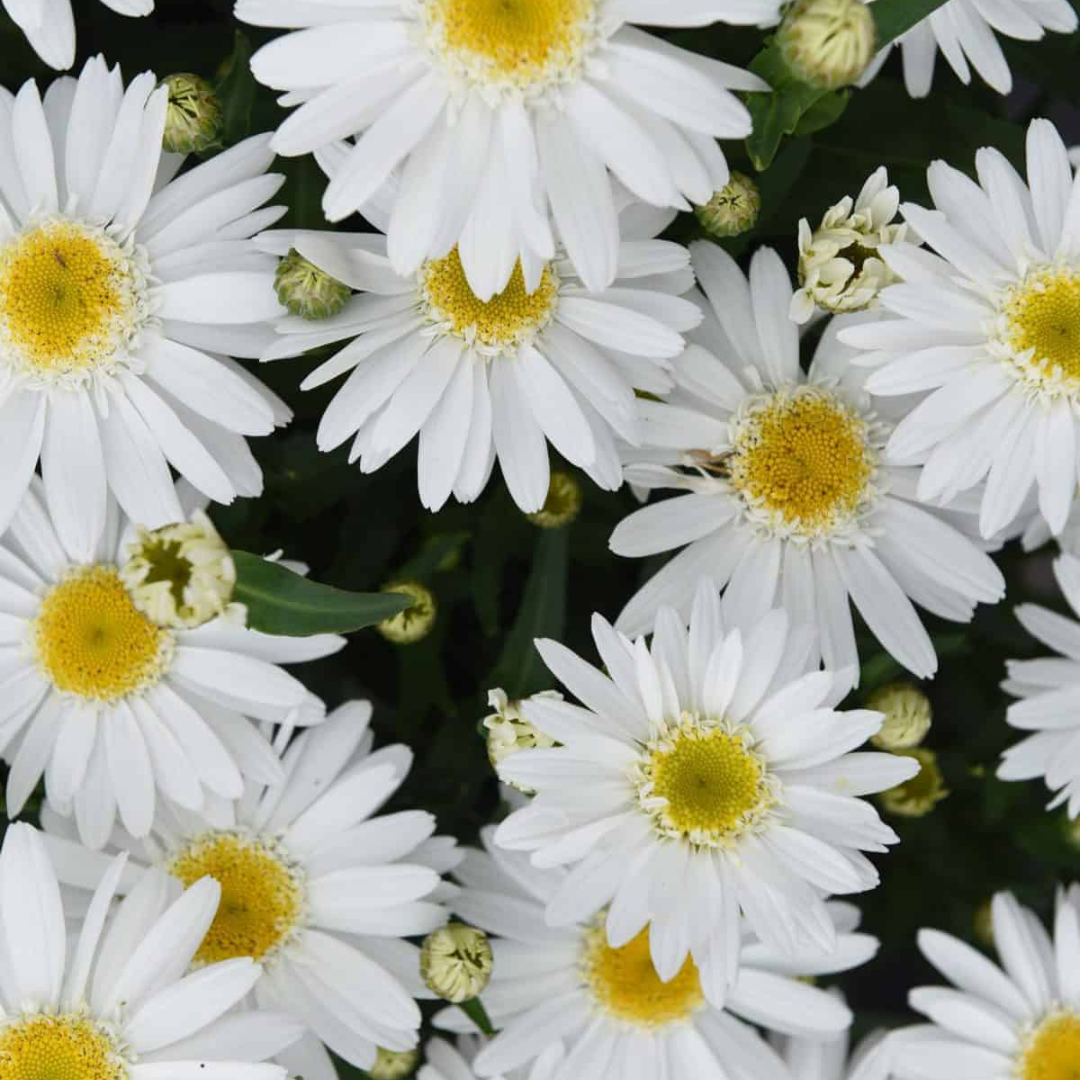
[581,922,704,1028]
[0,1013,127,1080]
[1002,267,1080,389]
[635,713,773,848]
[1021,1012,1080,1080]
[726,386,876,539]
[419,246,559,353]
[167,832,306,966]
[0,218,149,381]
[32,566,174,703]
[420,0,598,95]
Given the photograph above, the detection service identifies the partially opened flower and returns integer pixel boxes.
[437,832,877,1080]
[0,480,343,849]
[0,822,301,1080]
[1000,553,1080,818]
[840,119,1080,541]
[491,581,914,1002]
[0,57,291,557]
[889,888,1080,1080]
[236,0,773,298]
[857,0,1076,98]
[259,217,699,513]
[611,242,1003,678]
[3,0,152,70]
[43,699,461,1078]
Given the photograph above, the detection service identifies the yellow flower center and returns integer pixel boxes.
[0,1014,126,1080]
[638,716,772,847]
[1022,1013,1080,1080]
[33,566,174,704]
[1004,268,1080,387]
[167,832,306,966]
[581,923,704,1028]
[419,247,559,353]
[421,0,598,94]
[0,219,148,380]
[727,387,875,538]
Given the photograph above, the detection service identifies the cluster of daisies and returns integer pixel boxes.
[1,1,1080,1080]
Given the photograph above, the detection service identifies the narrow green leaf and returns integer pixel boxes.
[872,0,952,47]
[214,31,257,147]
[458,997,497,1037]
[485,529,568,698]
[232,551,410,636]
[397,531,472,582]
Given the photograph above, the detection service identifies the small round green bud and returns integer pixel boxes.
[161,74,223,155]
[694,173,761,239]
[274,249,351,321]
[377,580,437,645]
[777,0,877,91]
[879,748,949,819]
[527,471,582,529]
[867,682,932,751]
[420,924,493,1003]
[368,1048,420,1080]
[973,900,995,948]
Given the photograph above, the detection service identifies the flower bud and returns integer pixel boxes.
[420,924,494,1003]
[879,748,949,818]
[484,688,560,790]
[777,0,877,91]
[868,681,932,751]
[973,900,995,948]
[121,510,242,630]
[790,167,913,324]
[161,74,223,155]
[274,249,351,321]
[527,471,583,529]
[368,1048,420,1080]
[377,580,437,645]
[693,173,761,239]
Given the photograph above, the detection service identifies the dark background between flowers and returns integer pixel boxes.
[3,0,1080,1065]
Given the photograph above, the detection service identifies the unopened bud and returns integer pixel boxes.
[777,0,877,91]
[527,471,583,529]
[275,249,351,321]
[868,682,932,750]
[694,173,761,239]
[880,748,949,819]
[420,924,493,1003]
[161,74,223,154]
[368,1048,420,1080]
[377,580,437,645]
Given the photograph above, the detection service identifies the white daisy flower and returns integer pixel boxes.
[0,57,291,558]
[611,242,1004,678]
[3,0,152,71]
[235,0,774,299]
[888,887,1080,1080]
[998,552,1080,818]
[42,698,461,1078]
[259,214,699,513]
[858,0,1076,98]
[435,831,878,1080]
[0,822,302,1080]
[490,581,914,1004]
[838,119,1080,542]
[0,479,344,849]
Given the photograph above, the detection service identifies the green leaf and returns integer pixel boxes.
[485,529,568,698]
[793,89,850,136]
[458,997,496,1037]
[397,531,472,581]
[872,0,953,47]
[745,44,834,171]
[232,551,410,636]
[214,31,257,147]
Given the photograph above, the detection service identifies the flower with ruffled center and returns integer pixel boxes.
[488,580,913,1003]
[239,0,776,300]
[842,119,1080,541]
[611,242,1004,680]
[44,698,462,1077]
[0,480,342,849]
[0,59,291,558]
[791,167,913,323]
[260,222,698,513]
[432,832,879,1080]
